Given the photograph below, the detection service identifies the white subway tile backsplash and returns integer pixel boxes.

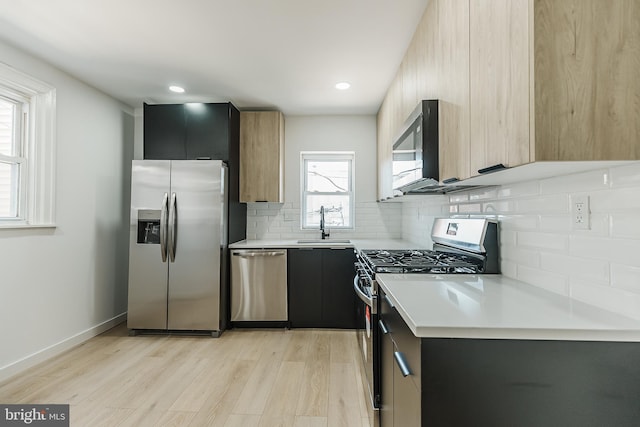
[497,180,539,198]
[449,193,469,203]
[570,236,640,267]
[517,231,568,252]
[611,263,640,293]
[499,230,517,246]
[501,245,541,268]
[469,187,498,201]
[590,187,640,212]
[247,199,403,240]
[611,213,640,239]
[540,253,609,284]
[609,162,640,188]
[517,265,569,296]
[539,215,571,233]
[499,215,538,231]
[458,203,482,213]
[516,194,569,214]
[500,260,518,278]
[539,168,609,195]
[482,200,516,214]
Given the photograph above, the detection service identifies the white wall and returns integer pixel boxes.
[0,40,134,381]
[401,163,640,321]
[246,115,401,240]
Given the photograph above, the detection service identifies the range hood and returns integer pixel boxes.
[398,178,482,195]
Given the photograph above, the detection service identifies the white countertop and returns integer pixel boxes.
[377,273,640,341]
[229,239,426,250]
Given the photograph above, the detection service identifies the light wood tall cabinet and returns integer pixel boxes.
[239,111,284,203]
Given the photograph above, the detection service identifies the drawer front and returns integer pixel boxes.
[379,290,421,390]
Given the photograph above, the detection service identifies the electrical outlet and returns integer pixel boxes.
[572,195,590,230]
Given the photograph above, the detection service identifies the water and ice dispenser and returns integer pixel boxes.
[136,209,161,244]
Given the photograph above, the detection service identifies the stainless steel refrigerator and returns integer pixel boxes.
[127,160,228,336]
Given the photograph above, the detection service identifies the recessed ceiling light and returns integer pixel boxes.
[335,82,351,90]
[169,85,185,93]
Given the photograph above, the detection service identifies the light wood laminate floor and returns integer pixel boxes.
[0,324,371,427]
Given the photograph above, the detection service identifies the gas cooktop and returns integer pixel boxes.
[356,218,500,275]
[359,249,484,274]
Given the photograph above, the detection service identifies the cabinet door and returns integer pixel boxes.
[321,248,357,329]
[376,96,395,201]
[469,0,530,174]
[379,314,395,427]
[240,111,284,202]
[534,0,640,161]
[393,349,421,427]
[184,103,230,161]
[437,0,471,183]
[143,103,186,159]
[287,249,323,327]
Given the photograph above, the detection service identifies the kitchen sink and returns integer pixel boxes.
[296,239,351,244]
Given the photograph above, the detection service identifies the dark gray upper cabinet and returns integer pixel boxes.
[143,103,186,159]
[144,102,233,161]
[184,103,230,160]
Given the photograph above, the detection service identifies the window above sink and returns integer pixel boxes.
[301,151,355,230]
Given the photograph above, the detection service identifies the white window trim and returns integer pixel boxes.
[300,151,355,230]
[0,62,56,228]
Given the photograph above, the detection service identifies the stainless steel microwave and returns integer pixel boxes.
[392,100,439,193]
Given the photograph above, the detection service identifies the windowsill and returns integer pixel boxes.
[0,223,57,230]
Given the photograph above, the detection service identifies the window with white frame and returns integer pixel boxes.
[301,152,354,229]
[0,63,56,227]
[0,95,25,219]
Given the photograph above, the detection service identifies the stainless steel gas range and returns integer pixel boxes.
[353,218,499,426]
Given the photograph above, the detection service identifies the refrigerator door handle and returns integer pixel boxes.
[160,192,169,262]
[168,192,177,262]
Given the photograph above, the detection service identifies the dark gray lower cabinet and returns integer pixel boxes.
[288,248,323,327]
[379,289,421,427]
[288,248,357,328]
[378,288,640,427]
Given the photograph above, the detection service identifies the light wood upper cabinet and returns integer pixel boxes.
[469,0,530,174]
[437,0,470,182]
[376,97,394,201]
[240,111,284,203]
[377,0,640,191]
[469,0,640,175]
[377,65,406,200]
[533,0,640,161]
[376,0,470,199]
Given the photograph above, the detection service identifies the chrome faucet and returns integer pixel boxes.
[320,205,330,240]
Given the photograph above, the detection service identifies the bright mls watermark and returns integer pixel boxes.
[0,405,69,426]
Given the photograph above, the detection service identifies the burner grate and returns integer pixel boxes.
[360,249,484,274]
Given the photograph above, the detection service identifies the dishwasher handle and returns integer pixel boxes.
[232,250,286,258]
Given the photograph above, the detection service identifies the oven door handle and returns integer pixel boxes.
[353,274,376,313]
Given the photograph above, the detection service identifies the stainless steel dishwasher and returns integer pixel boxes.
[230,249,287,321]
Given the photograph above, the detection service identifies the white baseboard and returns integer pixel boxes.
[0,312,127,384]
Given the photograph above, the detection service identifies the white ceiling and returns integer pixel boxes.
[0,0,429,115]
